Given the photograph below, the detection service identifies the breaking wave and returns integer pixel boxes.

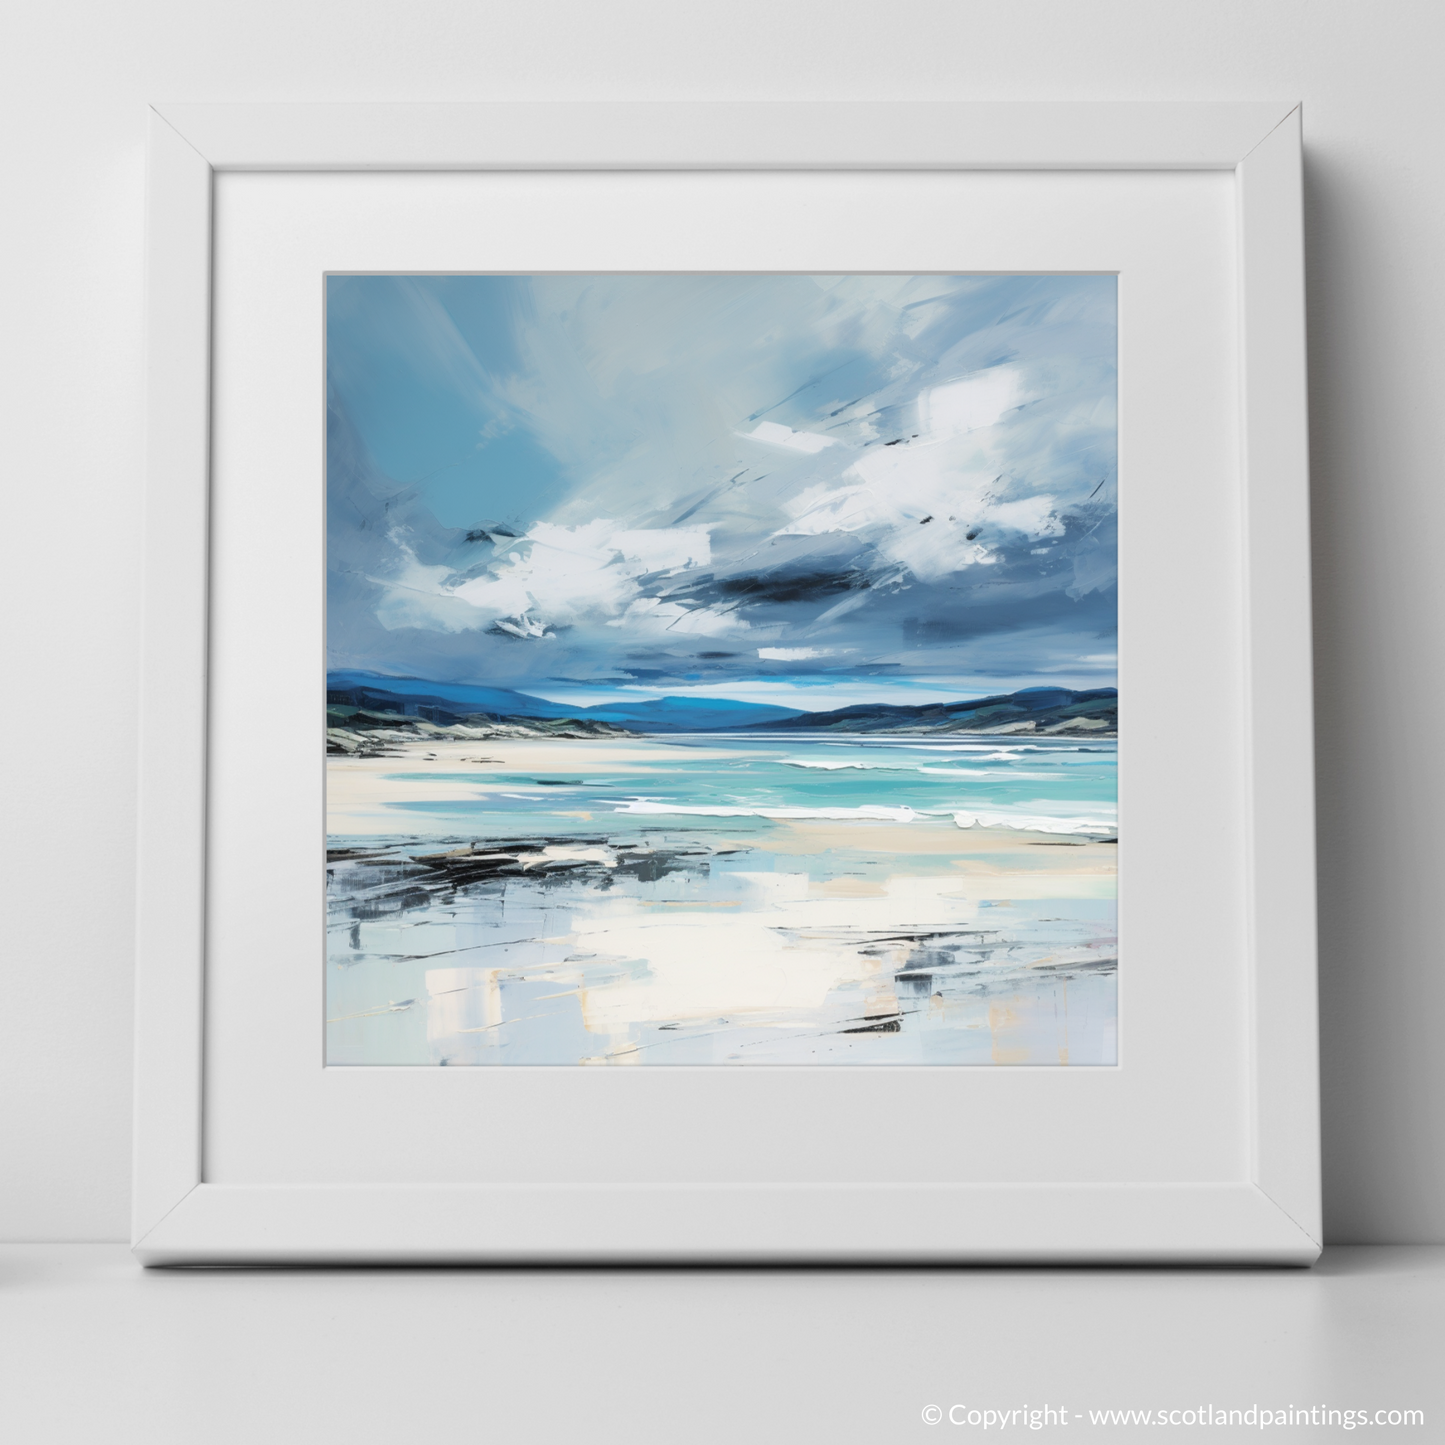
[781,758,916,771]
[783,758,1058,778]
[613,799,922,823]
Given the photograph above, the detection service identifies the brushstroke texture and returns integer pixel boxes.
[324,274,1118,1066]
[327,274,1116,706]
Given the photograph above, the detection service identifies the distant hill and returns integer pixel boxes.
[326,706,637,754]
[325,672,1114,738]
[325,672,804,733]
[574,695,804,732]
[326,670,571,720]
[731,686,1117,736]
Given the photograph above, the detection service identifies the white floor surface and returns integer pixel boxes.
[1,1244,1440,1442]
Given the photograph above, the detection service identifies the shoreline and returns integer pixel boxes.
[326,737,1117,843]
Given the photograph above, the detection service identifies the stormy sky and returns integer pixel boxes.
[326,273,1116,711]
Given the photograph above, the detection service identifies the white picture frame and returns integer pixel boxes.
[135,101,1318,1265]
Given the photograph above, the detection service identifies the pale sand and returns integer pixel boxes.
[406,856,1115,1063]
[554,866,1111,1036]
[327,737,743,834]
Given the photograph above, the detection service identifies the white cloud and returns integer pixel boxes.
[741,421,835,453]
[370,543,483,634]
[775,459,1003,583]
[374,521,715,639]
[920,368,1028,439]
[772,413,1064,584]
[490,614,550,640]
[757,646,844,661]
[987,497,1065,539]
[883,525,997,580]
[608,527,712,572]
[774,480,878,536]
[606,596,746,638]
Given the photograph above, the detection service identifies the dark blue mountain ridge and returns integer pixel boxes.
[731,686,1117,735]
[577,695,805,732]
[325,671,806,733]
[327,672,1115,735]
[327,669,572,720]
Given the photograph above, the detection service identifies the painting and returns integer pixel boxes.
[325,273,1117,1066]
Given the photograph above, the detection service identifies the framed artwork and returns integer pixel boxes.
[134,102,1319,1263]
[324,270,1119,1069]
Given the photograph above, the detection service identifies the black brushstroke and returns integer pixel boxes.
[714,570,870,605]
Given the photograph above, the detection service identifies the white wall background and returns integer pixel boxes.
[1,0,1439,1243]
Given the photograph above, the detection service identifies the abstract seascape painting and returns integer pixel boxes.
[326,274,1117,1066]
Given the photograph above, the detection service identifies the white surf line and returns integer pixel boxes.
[953,811,1116,836]
[612,799,922,823]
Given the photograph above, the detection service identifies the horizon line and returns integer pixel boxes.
[327,669,1118,711]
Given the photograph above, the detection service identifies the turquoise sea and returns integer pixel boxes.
[369,733,1116,839]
